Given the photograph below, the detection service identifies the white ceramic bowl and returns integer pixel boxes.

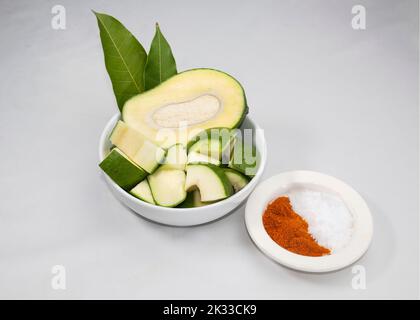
[99,113,267,226]
[245,171,373,273]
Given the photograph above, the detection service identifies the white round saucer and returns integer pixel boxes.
[245,170,373,273]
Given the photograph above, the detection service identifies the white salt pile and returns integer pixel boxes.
[287,189,353,252]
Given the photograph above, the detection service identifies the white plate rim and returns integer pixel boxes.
[245,170,373,273]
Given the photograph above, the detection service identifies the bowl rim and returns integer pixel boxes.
[99,113,267,212]
[245,170,374,272]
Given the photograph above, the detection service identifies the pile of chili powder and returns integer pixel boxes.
[262,196,330,257]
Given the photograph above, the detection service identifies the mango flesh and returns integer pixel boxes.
[110,121,166,173]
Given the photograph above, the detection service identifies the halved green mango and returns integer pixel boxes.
[122,69,247,148]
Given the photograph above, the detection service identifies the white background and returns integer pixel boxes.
[0,0,418,299]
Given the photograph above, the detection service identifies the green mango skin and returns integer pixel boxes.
[99,149,147,191]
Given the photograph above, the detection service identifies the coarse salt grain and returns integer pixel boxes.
[287,189,353,252]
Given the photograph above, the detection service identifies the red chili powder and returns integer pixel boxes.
[262,196,330,257]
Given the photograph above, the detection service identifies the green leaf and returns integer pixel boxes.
[94,11,147,111]
[144,23,177,90]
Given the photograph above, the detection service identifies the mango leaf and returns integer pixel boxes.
[144,23,177,90]
[94,11,147,111]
